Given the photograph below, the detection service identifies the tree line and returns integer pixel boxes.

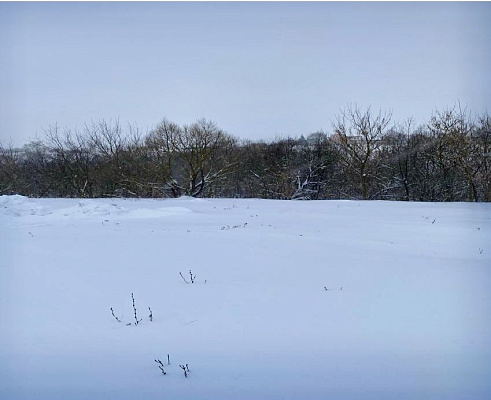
[1,104,490,201]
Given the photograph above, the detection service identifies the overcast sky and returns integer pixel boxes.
[1,1,490,146]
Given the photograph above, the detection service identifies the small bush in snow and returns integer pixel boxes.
[111,294,154,325]
[180,270,197,284]
[179,364,190,378]
[324,286,343,291]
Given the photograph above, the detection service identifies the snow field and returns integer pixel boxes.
[1,195,490,399]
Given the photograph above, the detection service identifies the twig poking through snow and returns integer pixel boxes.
[148,307,153,322]
[179,364,190,377]
[189,269,196,284]
[179,272,190,284]
[131,293,142,325]
[324,286,343,291]
[155,359,166,375]
[180,270,197,283]
[110,307,121,323]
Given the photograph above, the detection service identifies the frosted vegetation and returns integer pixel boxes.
[1,195,490,399]
[1,104,490,202]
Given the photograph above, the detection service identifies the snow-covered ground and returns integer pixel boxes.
[1,195,490,400]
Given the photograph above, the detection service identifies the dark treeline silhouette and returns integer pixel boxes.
[1,105,490,201]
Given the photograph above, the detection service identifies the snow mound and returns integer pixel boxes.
[125,207,192,219]
[178,195,204,202]
[0,195,50,217]
[54,200,127,218]
[55,201,192,219]
[0,196,193,221]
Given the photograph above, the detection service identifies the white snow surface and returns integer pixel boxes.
[1,195,490,399]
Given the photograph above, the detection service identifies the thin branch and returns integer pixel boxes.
[110,307,121,323]
[131,293,142,325]
[155,359,167,375]
[179,272,190,284]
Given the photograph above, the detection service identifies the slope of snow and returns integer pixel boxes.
[1,195,490,399]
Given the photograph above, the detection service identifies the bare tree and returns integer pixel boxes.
[427,104,480,201]
[147,118,236,197]
[475,113,491,201]
[44,125,95,197]
[0,141,23,195]
[145,118,181,196]
[291,132,335,200]
[332,105,392,199]
[381,118,419,200]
